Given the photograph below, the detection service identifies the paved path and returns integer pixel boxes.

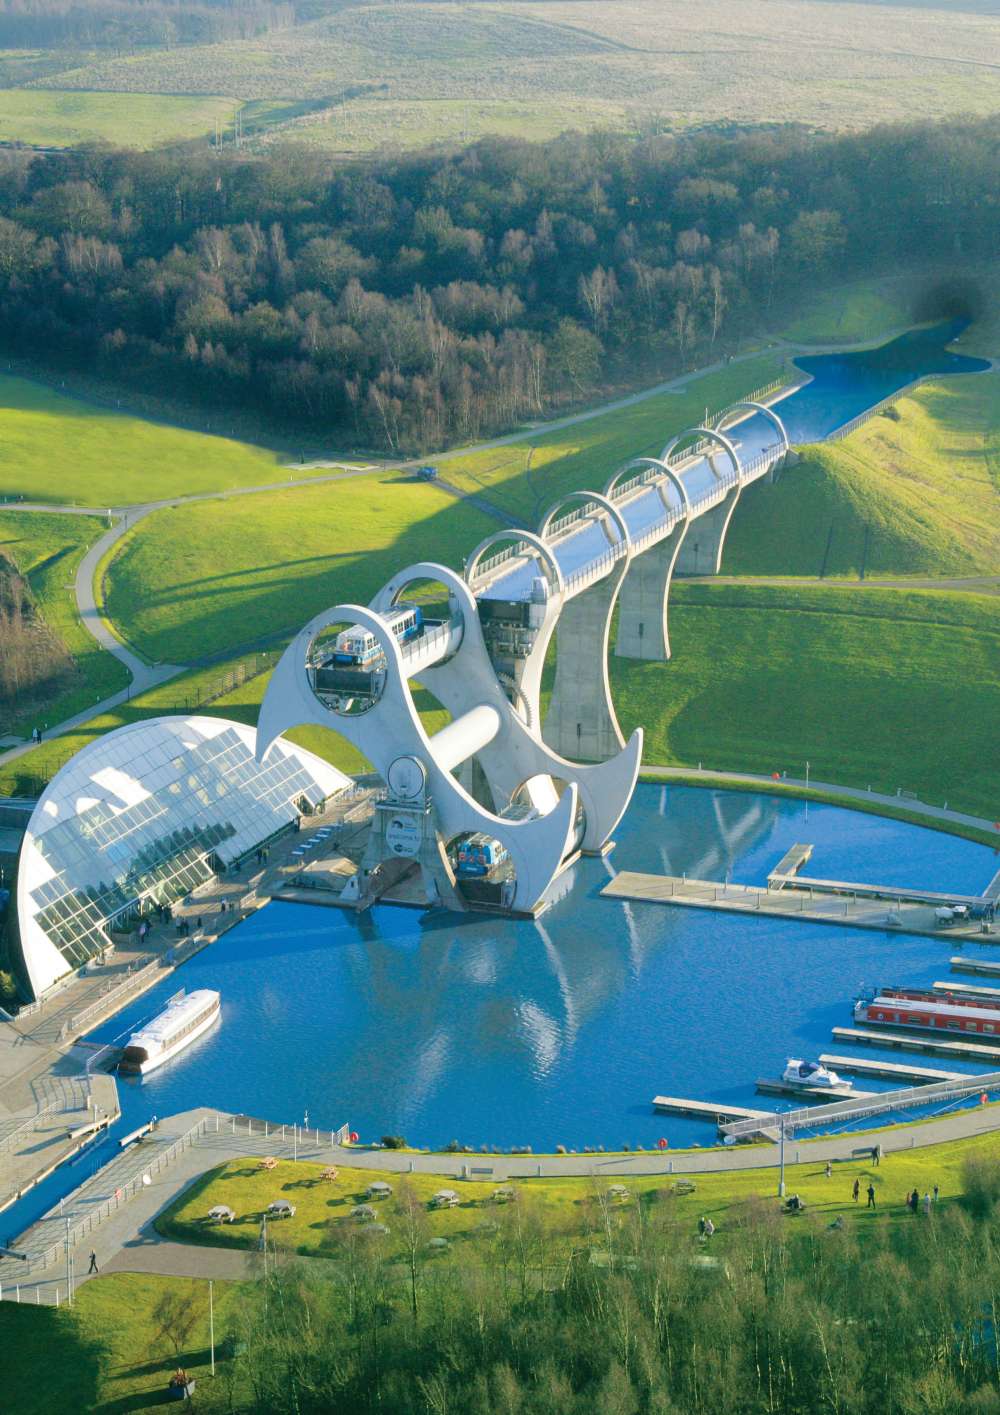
[8,1094,1000,1302]
[642,765,998,837]
[688,573,1000,596]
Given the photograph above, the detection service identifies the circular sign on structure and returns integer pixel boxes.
[385,814,422,857]
[387,755,427,801]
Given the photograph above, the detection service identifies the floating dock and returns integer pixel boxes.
[818,1053,964,1084]
[601,871,989,940]
[951,956,1000,977]
[755,1079,873,1101]
[768,843,813,887]
[934,979,1000,1001]
[831,1025,1000,1063]
[651,1095,774,1124]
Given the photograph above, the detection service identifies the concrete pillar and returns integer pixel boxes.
[543,574,624,763]
[455,755,496,813]
[674,484,741,576]
[614,522,686,662]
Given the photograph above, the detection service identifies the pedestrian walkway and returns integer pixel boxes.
[7,1090,1000,1304]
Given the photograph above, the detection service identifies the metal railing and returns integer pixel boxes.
[399,617,461,665]
[61,952,162,1040]
[722,1069,1000,1139]
[825,379,925,444]
[0,1100,60,1156]
[27,1114,213,1272]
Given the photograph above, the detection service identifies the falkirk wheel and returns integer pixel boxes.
[258,398,790,915]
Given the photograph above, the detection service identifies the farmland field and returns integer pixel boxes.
[1,0,999,152]
[0,88,236,148]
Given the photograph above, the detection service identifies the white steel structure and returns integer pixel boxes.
[258,393,791,916]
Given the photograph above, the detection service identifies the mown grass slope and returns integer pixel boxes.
[0,375,349,506]
[103,473,496,664]
[0,510,126,737]
[440,353,786,526]
[725,372,1000,578]
[610,584,1000,816]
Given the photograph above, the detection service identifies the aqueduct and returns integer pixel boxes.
[257,392,792,916]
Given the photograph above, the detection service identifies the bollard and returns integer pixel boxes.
[16,1285,19,1302]
[265,1122,268,1138]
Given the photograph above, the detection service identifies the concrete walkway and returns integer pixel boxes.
[7,1095,1000,1303]
[642,765,999,837]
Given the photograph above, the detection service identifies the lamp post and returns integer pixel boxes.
[209,1279,215,1377]
[778,1113,786,1198]
[805,760,810,791]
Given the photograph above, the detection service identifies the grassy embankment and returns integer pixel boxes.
[0,510,126,737]
[438,351,786,525]
[0,374,361,506]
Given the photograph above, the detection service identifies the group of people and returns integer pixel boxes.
[906,1186,937,1215]
[697,1215,716,1238]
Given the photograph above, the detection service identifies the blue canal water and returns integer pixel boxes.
[8,786,997,1239]
[782,318,990,444]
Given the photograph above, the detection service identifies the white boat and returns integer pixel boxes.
[119,990,221,1075]
[781,1058,849,1092]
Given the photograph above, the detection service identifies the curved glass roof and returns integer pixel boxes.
[15,716,349,999]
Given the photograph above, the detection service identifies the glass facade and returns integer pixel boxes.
[17,717,347,994]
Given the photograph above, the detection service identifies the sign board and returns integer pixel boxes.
[385,815,422,858]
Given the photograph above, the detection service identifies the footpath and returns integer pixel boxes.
[6,1096,1000,1304]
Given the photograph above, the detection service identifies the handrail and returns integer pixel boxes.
[0,1099,60,1155]
[722,1068,1000,1139]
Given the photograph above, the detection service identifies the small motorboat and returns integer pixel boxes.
[782,1058,849,1092]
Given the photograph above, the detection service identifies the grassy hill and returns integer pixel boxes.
[439,353,787,527]
[0,88,236,148]
[610,584,1000,817]
[0,375,365,506]
[103,472,496,665]
[725,372,1000,578]
[3,0,998,152]
[0,510,125,738]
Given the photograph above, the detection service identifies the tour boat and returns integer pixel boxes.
[119,990,221,1075]
[781,1059,849,1091]
[854,986,1000,1037]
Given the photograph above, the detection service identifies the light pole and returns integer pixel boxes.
[805,760,810,791]
[778,1113,786,1198]
[209,1279,215,1377]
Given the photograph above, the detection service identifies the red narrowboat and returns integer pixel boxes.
[855,986,1000,1036]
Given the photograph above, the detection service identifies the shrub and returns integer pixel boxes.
[380,1135,406,1150]
[962,1156,1000,1218]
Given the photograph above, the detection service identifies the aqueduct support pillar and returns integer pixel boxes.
[543,571,626,763]
[674,485,741,576]
[614,523,687,661]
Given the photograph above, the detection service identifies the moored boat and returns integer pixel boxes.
[855,986,1000,1037]
[119,989,221,1075]
[781,1058,849,1091]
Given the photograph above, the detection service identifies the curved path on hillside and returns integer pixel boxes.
[0,329,994,771]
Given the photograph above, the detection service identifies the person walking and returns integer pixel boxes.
[867,1183,876,1209]
[703,1217,715,1237]
[825,1162,832,1179]
[852,1178,860,1202]
[873,1143,882,1166]
[88,1250,99,1274]
[922,1192,932,1216]
[909,1189,919,1213]
[933,1184,939,1202]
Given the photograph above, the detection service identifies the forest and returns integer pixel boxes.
[201,1158,1000,1415]
[0,0,292,50]
[0,117,996,451]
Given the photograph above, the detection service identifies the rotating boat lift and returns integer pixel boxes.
[257,396,791,915]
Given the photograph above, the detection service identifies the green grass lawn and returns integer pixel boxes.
[103,472,496,664]
[611,584,1000,817]
[781,273,921,346]
[726,372,1000,578]
[0,87,237,148]
[1,1271,250,1415]
[7,1125,1000,1413]
[439,353,786,526]
[158,1126,1000,1262]
[0,509,127,737]
[0,374,359,506]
